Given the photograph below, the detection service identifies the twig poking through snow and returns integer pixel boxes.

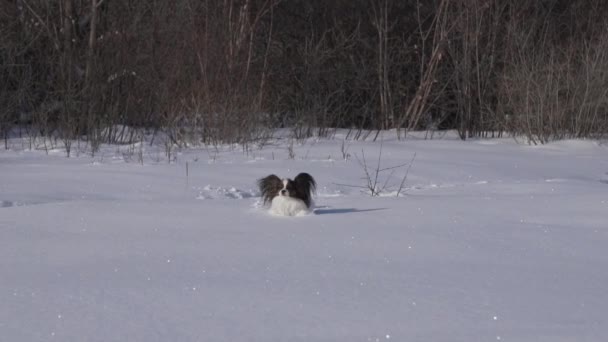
[351,140,417,197]
[396,152,416,197]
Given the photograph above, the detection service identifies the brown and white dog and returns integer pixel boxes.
[258,173,316,216]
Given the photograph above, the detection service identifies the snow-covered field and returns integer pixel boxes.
[1,131,607,342]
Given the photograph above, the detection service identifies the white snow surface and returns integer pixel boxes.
[1,131,608,342]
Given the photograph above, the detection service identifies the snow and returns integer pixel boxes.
[1,131,607,341]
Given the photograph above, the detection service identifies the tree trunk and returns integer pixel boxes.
[85,0,98,86]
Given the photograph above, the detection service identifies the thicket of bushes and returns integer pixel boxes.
[2,0,608,150]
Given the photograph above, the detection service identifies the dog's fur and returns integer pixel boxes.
[258,173,316,215]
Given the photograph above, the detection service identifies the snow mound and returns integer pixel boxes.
[196,185,258,200]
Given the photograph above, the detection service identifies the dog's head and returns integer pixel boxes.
[258,173,316,208]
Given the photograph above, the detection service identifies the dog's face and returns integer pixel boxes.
[262,177,298,198]
[279,179,297,198]
[258,173,316,208]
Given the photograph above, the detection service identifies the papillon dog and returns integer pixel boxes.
[258,173,316,216]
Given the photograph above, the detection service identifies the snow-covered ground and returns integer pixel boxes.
[1,131,607,342]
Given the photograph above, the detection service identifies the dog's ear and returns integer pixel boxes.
[294,173,316,195]
[258,174,282,204]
